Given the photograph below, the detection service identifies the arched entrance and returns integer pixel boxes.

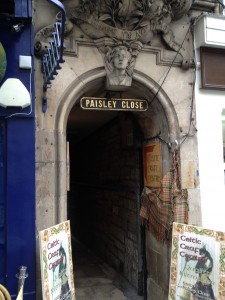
[54,67,179,297]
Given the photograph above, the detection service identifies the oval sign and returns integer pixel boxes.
[0,43,7,83]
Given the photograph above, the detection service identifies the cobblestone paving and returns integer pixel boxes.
[72,240,143,300]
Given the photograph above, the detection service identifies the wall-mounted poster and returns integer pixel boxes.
[143,142,162,188]
[39,221,76,300]
[0,43,7,83]
[169,222,225,300]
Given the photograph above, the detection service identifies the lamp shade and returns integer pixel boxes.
[0,78,31,108]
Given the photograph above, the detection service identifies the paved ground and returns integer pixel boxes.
[72,240,144,300]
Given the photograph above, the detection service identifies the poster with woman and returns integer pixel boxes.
[169,223,225,300]
[39,221,76,300]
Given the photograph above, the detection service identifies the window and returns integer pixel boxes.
[201,47,225,89]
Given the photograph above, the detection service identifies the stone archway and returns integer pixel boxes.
[54,66,180,224]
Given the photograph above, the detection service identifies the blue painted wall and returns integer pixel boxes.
[0,121,5,284]
[0,2,36,298]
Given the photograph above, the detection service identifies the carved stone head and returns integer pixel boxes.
[105,45,133,90]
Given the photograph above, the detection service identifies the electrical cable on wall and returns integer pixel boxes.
[4,23,34,119]
[143,19,198,149]
[179,15,202,146]
[144,133,171,148]
[180,67,197,146]
[148,21,193,107]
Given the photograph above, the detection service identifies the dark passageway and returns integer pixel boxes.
[67,105,145,299]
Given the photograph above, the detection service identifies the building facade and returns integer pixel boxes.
[2,0,225,299]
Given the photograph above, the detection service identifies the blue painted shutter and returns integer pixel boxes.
[15,0,32,19]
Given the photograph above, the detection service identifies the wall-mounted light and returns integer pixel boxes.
[0,78,31,108]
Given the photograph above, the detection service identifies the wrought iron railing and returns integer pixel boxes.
[42,0,66,113]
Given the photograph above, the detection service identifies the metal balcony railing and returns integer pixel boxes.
[42,0,66,113]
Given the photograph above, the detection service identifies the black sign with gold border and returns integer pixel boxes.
[80,97,148,111]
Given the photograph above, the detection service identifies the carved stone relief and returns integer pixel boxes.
[66,0,192,50]
[35,0,193,91]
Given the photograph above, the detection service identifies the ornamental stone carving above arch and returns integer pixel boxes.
[66,0,192,47]
[35,0,193,91]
